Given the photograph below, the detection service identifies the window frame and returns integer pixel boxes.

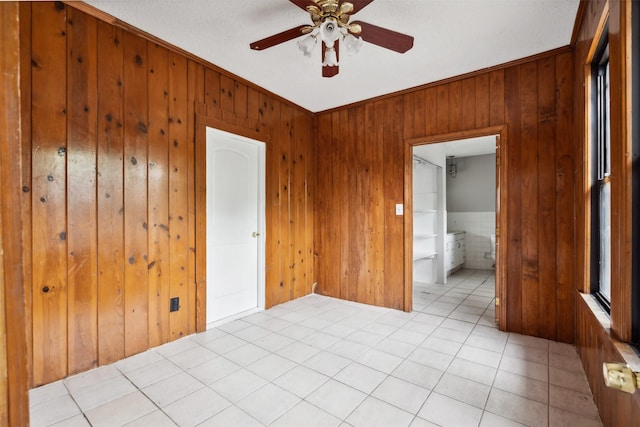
[590,23,612,312]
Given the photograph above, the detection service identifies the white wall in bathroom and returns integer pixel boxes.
[448,212,495,270]
[446,154,495,212]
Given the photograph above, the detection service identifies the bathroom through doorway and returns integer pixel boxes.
[404,127,507,330]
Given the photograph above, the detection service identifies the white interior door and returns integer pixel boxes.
[206,127,265,326]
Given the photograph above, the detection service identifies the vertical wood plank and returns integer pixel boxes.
[382,97,405,309]
[271,97,285,305]
[247,87,260,122]
[291,111,303,299]
[147,43,170,348]
[403,92,416,139]
[338,109,350,301]
[504,65,522,334]
[519,61,540,337]
[287,107,298,301]
[219,74,235,116]
[292,112,312,299]
[168,52,190,339]
[475,74,490,129]
[424,87,437,136]
[555,51,575,343]
[31,1,68,385]
[19,0,33,389]
[262,94,284,306]
[362,104,378,305]
[350,106,363,304]
[448,81,462,131]
[370,103,385,306]
[536,56,557,340]
[280,105,296,302]
[234,80,248,119]
[0,186,7,427]
[327,110,342,300]
[187,60,205,332]
[351,106,366,303]
[461,78,476,130]
[66,8,99,374]
[1,2,30,423]
[435,85,449,134]
[122,32,149,356]
[194,120,207,331]
[313,114,331,294]
[413,90,427,138]
[204,68,221,119]
[305,113,316,300]
[371,101,390,305]
[489,70,505,126]
[96,21,125,365]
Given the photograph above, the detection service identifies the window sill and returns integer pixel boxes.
[580,292,640,371]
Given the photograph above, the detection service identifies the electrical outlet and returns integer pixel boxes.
[170,297,179,312]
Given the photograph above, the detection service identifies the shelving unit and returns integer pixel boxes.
[413,157,443,284]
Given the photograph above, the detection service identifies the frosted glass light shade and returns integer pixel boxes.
[323,47,338,66]
[343,33,363,56]
[297,34,317,57]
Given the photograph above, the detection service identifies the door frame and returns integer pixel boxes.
[404,125,508,331]
[194,110,271,332]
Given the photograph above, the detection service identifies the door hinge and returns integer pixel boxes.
[495,297,500,307]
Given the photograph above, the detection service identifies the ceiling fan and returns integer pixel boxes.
[249,0,414,78]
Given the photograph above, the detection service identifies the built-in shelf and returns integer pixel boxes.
[414,233,438,239]
[413,162,441,283]
[414,251,438,261]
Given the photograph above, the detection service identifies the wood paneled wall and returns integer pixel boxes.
[573,0,640,425]
[21,2,315,387]
[315,49,576,342]
[576,295,640,426]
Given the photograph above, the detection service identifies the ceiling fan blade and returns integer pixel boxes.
[322,42,339,78]
[289,0,319,11]
[350,20,414,53]
[348,0,375,14]
[322,65,339,77]
[250,25,308,51]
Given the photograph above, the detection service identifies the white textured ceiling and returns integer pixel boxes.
[84,0,580,113]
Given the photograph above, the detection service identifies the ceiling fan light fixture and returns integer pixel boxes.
[343,33,362,56]
[323,46,338,67]
[249,0,414,77]
[320,17,341,45]
[297,34,317,57]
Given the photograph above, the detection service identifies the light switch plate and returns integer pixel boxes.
[395,204,404,216]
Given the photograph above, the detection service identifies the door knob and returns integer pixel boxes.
[252,232,260,238]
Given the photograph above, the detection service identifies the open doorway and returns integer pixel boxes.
[404,127,507,330]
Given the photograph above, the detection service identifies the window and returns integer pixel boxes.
[590,26,611,310]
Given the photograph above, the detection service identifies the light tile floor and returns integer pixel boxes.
[30,269,603,427]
